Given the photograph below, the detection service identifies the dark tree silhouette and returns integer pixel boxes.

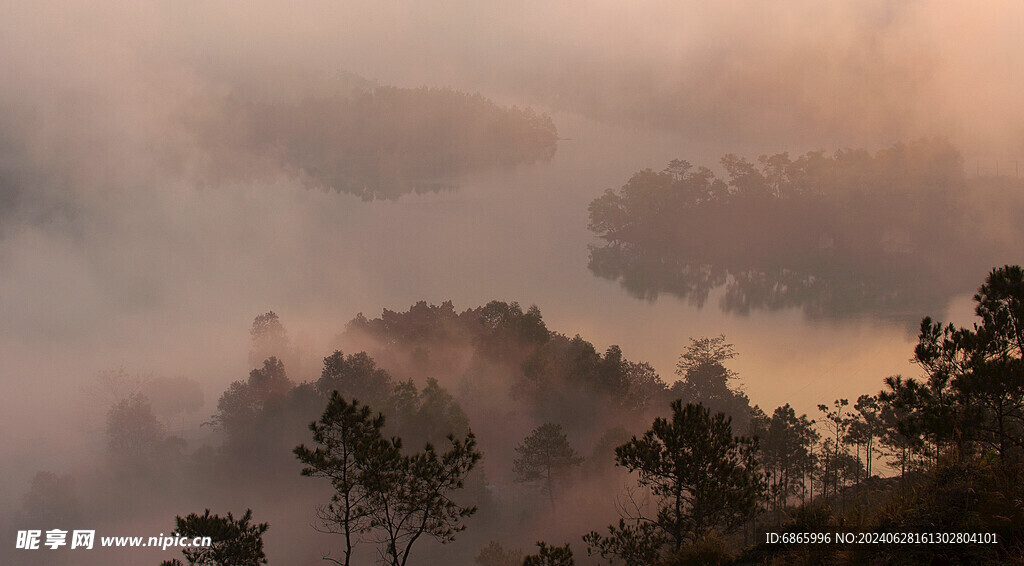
[522,542,574,566]
[211,357,292,440]
[816,398,850,497]
[846,394,883,481]
[513,423,584,510]
[583,519,666,566]
[671,336,752,430]
[362,433,481,566]
[612,401,764,552]
[294,395,387,566]
[876,376,926,476]
[160,509,268,566]
[296,394,481,566]
[316,350,393,405]
[751,403,818,512]
[883,265,1024,460]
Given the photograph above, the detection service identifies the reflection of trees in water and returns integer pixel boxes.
[588,244,946,322]
[588,246,725,305]
[587,140,1024,322]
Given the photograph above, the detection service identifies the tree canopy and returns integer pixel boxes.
[671,336,752,431]
[603,401,764,555]
[513,423,584,509]
[200,87,558,200]
[160,509,269,566]
[882,265,1024,460]
[586,140,1024,321]
[295,393,481,566]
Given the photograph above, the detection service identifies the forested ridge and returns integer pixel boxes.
[11,264,1024,564]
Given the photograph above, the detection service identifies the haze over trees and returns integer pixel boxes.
[194,85,558,200]
[585,401,763,562]
[671,336,753,432]
[292,396,384,566]
[512,423,584,510]
[475,541,522,566]
[294,392,481,566]
[587,139,1024,322]
[8,4,1024,565]
[341,300,741,435]
[750,404,818,513]
[7,267,1024,566]
[249,312,291,369]
[9,267,1024,565]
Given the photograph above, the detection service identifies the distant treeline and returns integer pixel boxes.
[194,86,558,200]
[587,139,1024,321]
[343,300,752,437]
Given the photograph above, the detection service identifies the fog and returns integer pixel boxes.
[2,1,1023,564]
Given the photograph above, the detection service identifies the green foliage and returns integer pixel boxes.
[169,509,268,566]
[614,401,764,552]
[522,542,574,566]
